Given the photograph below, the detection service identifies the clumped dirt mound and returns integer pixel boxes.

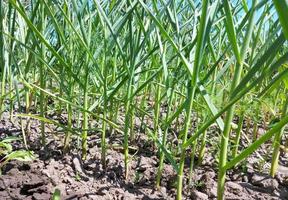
[1,111,288,200]
[0,162,51,200]
[1,150,288,200]
[0,151,176,200]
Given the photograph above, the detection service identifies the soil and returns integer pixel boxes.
[1,110,288,200]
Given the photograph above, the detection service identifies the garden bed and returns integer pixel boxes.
[1,111,288,200]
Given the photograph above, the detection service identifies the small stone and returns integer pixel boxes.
[72,156,89,181]
[66,188,73,195]
[191,189,208,200]
[160,186,167,194]
[278,165,288,176]
[251,174,279,192]
[63,177,73,184]
[231,173,241,181]
[134,117,142,127]
[206,171,216,179]
[209,185,217,198]
[242,175,249,182]
[32,193,51,200]
[6,168,19,176]
[137,156,156,172]
[0,180,5,190]
[202,172,217,198]
[258,128,265,136]
[72,156,83,173]
[275,165,288,185]
[226,181,243,194]
[273,190,280,196]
